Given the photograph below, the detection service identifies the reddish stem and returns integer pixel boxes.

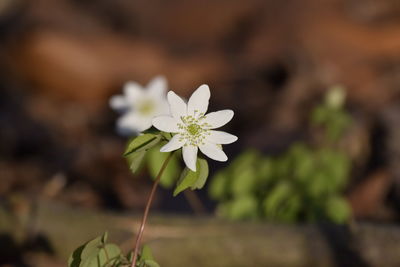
[131,152,173,267]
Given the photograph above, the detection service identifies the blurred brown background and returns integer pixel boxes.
[1,0,400,266]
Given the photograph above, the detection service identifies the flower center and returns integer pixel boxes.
[137,100,154,115]
[187,123,201,136]
[177,114,212,146]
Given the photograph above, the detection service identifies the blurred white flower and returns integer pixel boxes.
[152,85,237,172]
[110,76,169,135]
[325,85,346,109]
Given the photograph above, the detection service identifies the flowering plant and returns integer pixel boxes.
[69,81,237,267]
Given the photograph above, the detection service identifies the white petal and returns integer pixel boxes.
[167,91,187,120]
[199,142,228,162]
[187,84,210,117]
[117,113,152,135]
[206,130,238,144]
[109,95,128,111]
[203,110,234,129]
[154,99,171,116]
[183,145,198,172]
[160,134,186,152]
[124,82,143,101]
[152,116,180,133]
[134,118,153,132]
[147,76,167,98]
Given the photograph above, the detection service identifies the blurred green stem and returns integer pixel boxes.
[131,152,174,267]
[183,190,206,215]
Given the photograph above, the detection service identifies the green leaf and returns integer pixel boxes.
[68,236,102,267]
[137,245,160,267]
[318,150,350,190]
[311,105,329,125]
[288,143,310,164]
[142,127,161,135]
[227,195,258,220]
[80,243,121,267]
[325,196,351,224]
[257,158,275,185]
[263,182,293,218]
[124,134,161,156]
[294,152,314,183]
[326,110,351,141]
[161,132,173,141]
[101,232,108,243]
[68,234,122,267]
[127,150,147,174]
[140,245,154,261]
[209,171,228,200]
[190,158,209,190]
[231,167,257,196]
[229,150,259,174]
[80,236,103,261]
[173,158,209,196]
[274,156,291,178]
[173,167,196,197]
[277,194,302,222]
[126,251,133,262]
[68,243,86,267]
[147,146,180,188]
[98,244,122,266]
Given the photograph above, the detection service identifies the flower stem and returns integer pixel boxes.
[131,152,174,267]
[183,190,206,215]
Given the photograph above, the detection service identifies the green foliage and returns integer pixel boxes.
[124,131,163,174]
[68,232,160,267]
[124,130,181,187]
[123,129,210,195]
[146,144,180,188]
[218,195,258,220]
[209,86,352,223]
[68,233,160,267]
[325,196,351,223]
[124,133,162,157]
[68,232,128,267]
[174,158,209,196]
[126,150,147,174]
[210,145,351,223]
[137,245,160,267]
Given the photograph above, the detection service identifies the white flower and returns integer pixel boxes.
[109,76,170,135]
[152,85,238,172]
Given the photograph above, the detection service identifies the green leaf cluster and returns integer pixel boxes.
[68,233,160,267]
[210,87,352,223]
[210,145,351,223]
[136,245,160,267]
[68,232,129,267]
[173,158,209,196]
[124,128,210,196]
[124,130,178,188]
[146,144,180,188]
[125,131,164,174]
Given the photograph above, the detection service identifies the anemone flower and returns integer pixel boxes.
[152,85,237,171]
[110,76,169,135]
